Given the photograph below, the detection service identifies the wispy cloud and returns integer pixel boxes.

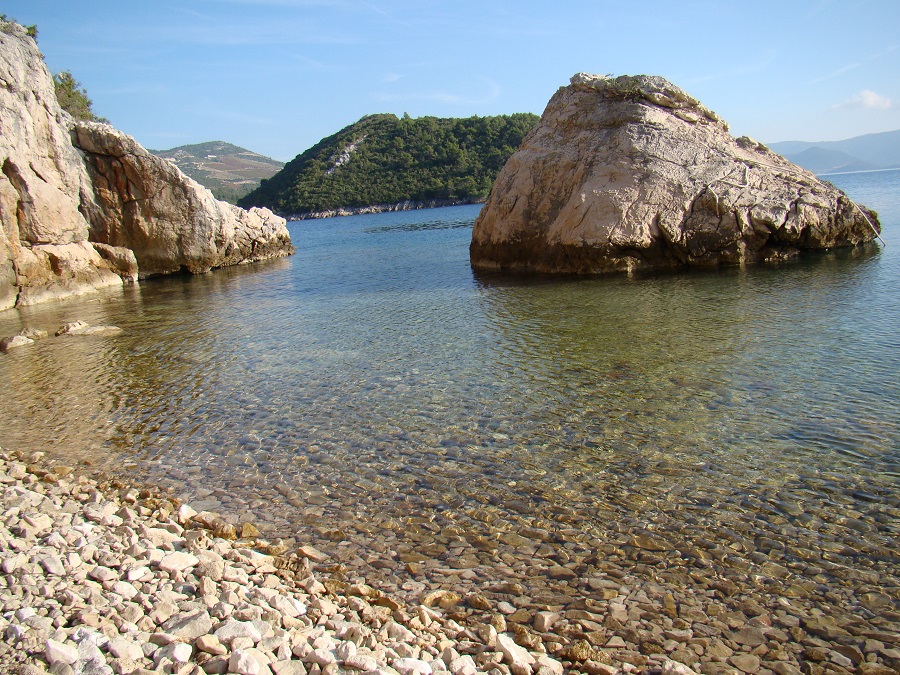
[833,90,894,110]
[678,49,778,87]
[808,62,861,85]
[382,72,402,83]
[359,1,390,18]
[810,44,898,85]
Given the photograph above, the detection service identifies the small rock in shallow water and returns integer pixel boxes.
[17,327,48,339]
[731,626,767,647]
[728,653,761,673]
[54,321,89,336]
[296,545,329,563]
[422,590,461,609]
[0,335,34,352]
[241,522,261,538]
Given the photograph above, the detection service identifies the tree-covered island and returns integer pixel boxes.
[238,112,539,217]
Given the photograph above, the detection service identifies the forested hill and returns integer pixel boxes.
[237,113,540,217]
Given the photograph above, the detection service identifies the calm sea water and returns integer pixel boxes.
[0,170,897,599]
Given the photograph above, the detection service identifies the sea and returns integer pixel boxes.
[0,169,897,609]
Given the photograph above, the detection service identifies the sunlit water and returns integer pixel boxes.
[1,170,898,609]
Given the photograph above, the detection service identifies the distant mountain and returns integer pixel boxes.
[769,129,900,174]
[149,141,284,203]
[787,147,880,174]
[238,113,540,217]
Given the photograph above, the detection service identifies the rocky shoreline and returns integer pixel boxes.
[1,22,293,312]
[286,199,483,221]
[1,450,897,675]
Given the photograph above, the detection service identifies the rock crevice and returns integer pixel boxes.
[471,73,880,275]
[0,22,293,311]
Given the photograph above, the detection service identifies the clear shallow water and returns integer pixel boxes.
[0,171,898,608]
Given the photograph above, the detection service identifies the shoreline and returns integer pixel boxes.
[283,199,484,221]
[1,450,897,675]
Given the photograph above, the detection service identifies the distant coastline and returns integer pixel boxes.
[820,166,900,177]
[286,197,485,220]
[769,129,900,175]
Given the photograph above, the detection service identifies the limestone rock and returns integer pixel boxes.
[496,633,535,673]
[91,242,139,281]
[0,334,33,352]
[45,638,79,665]
[661,661,701,675]
[0,24,129,310]
[17,327,48,339]
[55,321,122,336]
[74,121,293,277]
[158,550,200,573]
[215,618,263,644]
[160,609,212,639]
[471,73,881,274]
[0,21,293,312]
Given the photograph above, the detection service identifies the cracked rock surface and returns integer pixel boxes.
[470,73,881,275]
[0,22,293,311]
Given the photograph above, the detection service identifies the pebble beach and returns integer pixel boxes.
[0,450,897,675]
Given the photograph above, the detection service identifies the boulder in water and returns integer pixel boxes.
[470,73,881,274]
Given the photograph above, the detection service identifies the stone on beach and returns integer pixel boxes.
[393,657,434,675]
[215,618,263,644]
[160,609,213,639]
[496,634,536,674]
[0,443,897,675]
[158,550,200,573]
[44,638,79,665]
[196,633,228,655]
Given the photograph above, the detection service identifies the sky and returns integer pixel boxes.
[6,0,900,162]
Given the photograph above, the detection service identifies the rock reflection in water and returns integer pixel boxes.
[0,201,898,648]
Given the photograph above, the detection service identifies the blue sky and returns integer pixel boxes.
[7,0,899,161]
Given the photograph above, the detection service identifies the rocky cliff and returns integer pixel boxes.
[0,22,293,311]
[470,73,881,274]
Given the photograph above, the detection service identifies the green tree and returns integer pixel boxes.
[0,15,37,39]
[53,71,108,123]
[239,112,540,215]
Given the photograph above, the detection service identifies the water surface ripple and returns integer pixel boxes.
[1,171,898,617]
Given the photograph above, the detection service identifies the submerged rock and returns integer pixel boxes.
[54,321,121,336]
[0,21,293,311]
[470,73,881,274]
[0,334,33,352]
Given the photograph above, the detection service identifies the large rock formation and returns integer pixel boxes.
[0,22,293,311]
[470,73,881,274]
[74,123,292,277]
